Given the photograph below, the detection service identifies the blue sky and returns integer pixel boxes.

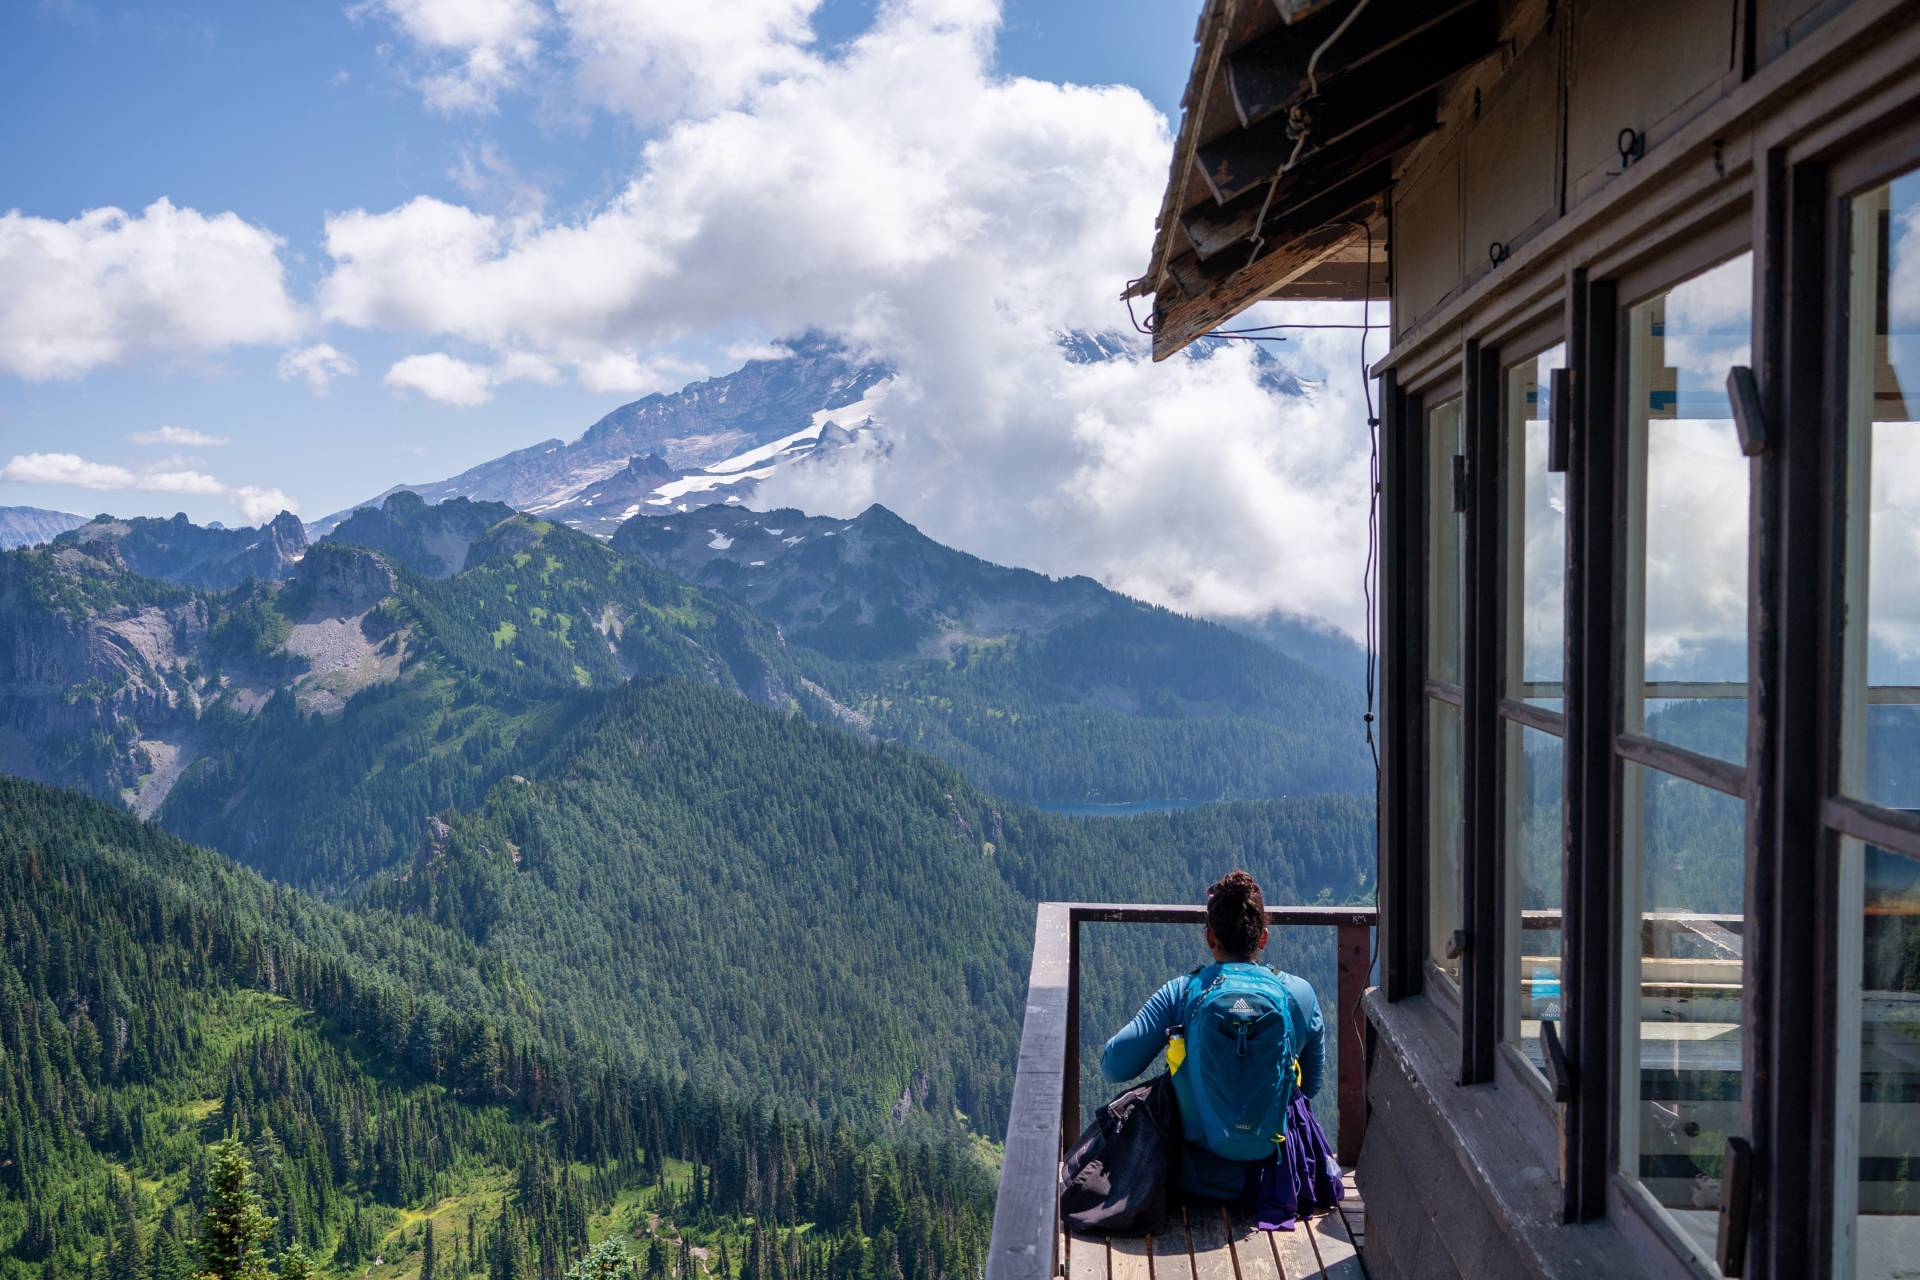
[0,0,1199,525]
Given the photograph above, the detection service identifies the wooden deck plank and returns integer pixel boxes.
[1108,1234,1154,1280]
[1150,1208,1196,1280]
[1332,1168,1365,1250]
[1335,1200,1365,1248]
[1306,1207,1366,1279]
[1068,1234,1109,1280]
[1265,1219,1324,1279]
[1185,1205,1237,1280]
[1224,1211,1286,1280]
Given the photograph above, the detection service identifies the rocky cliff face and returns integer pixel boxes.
[0,532,405,814]
[0,544,214,809]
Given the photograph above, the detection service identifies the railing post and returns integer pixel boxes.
[1063,912,1081,1150]
[987,904,1071,1280]
[1336,921,1371,1166]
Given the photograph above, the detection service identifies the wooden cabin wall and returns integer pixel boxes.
[1563,0,1739,206]
[1385,0,1872,343]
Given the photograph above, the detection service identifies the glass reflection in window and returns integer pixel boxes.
[1504,723,1563,1071]
[1426,396,1465,987]
[1429,398,1464,688]
[1619,762,1746,1266]
[1430,699,1463,985]
[1624,255,1753,767]
[1506,346,1567,709]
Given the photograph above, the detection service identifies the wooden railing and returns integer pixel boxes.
[986,903,1377,1280]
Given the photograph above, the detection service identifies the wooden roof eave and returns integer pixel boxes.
[1131,0,1241,307]
[1150,196,1387,361]
[1135,0,1505,360]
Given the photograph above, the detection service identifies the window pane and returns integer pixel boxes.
[1835,837,1920,1278]
[1625,255,1753,767]
[1505,721,1563,1070]
[1842,169,1920,812]
[1429,398,1464,687]
[1430,697,1462,984]
[1507,346,1567,710]
[1619,762,1746,1268]
[1835,166,1920,1279]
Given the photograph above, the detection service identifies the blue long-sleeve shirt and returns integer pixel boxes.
[1100,964,1326,1098]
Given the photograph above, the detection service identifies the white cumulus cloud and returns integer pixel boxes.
[277,343,360,393]
[232,486,301,522]
[0,198,302,380]
[557,0,821,124]
[129,425,229,447]
[355,0,546,112]
[0,451,299,520]
[385,352,498,407]
[0,453,138,490]
[383,347,639,405]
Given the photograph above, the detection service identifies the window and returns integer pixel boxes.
[1429,396,1465,985]
[1833,164,1920,1279]
[1618,255,1753,1266]
[1502,345,1567,1074]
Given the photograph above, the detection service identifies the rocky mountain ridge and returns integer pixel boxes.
[0,504,85,550]
[55,509,308,589]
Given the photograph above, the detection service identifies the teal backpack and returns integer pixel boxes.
[1174,964,1300,1162]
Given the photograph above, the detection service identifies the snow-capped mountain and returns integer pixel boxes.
[310,333,890,536]
[531,387,888,537]
[310,328,1309,541]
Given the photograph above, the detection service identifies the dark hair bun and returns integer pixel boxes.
[1206,869,1266,958]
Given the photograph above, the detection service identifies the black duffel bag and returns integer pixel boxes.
[1060,1072,1181,1235]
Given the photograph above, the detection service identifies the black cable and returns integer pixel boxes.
[1353,215,1383,1064]
[1212,322,1376,332]
[1355,216,1380,784]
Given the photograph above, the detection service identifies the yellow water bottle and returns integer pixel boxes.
[1167,1026,1187,1074]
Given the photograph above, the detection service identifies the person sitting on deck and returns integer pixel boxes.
[1099,869,1327,1202]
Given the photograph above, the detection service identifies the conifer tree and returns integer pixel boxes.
[565,1239,639,1280]
[422,1220,438,1280]
[199,1137,273,1280]
[146,1218,186,1280]
[108,1176,144,1280]
[275,1245,316,1280]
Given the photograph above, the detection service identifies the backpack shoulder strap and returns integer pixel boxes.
[1178,965,1209,1025]
[1268,969,1314,1081]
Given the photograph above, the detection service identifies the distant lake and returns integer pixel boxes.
[1036,798,1222,818]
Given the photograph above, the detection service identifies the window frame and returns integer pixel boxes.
[1494,331,1571,1098]
[1805,119,1920,1279]
[1383,367,1468,1013]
